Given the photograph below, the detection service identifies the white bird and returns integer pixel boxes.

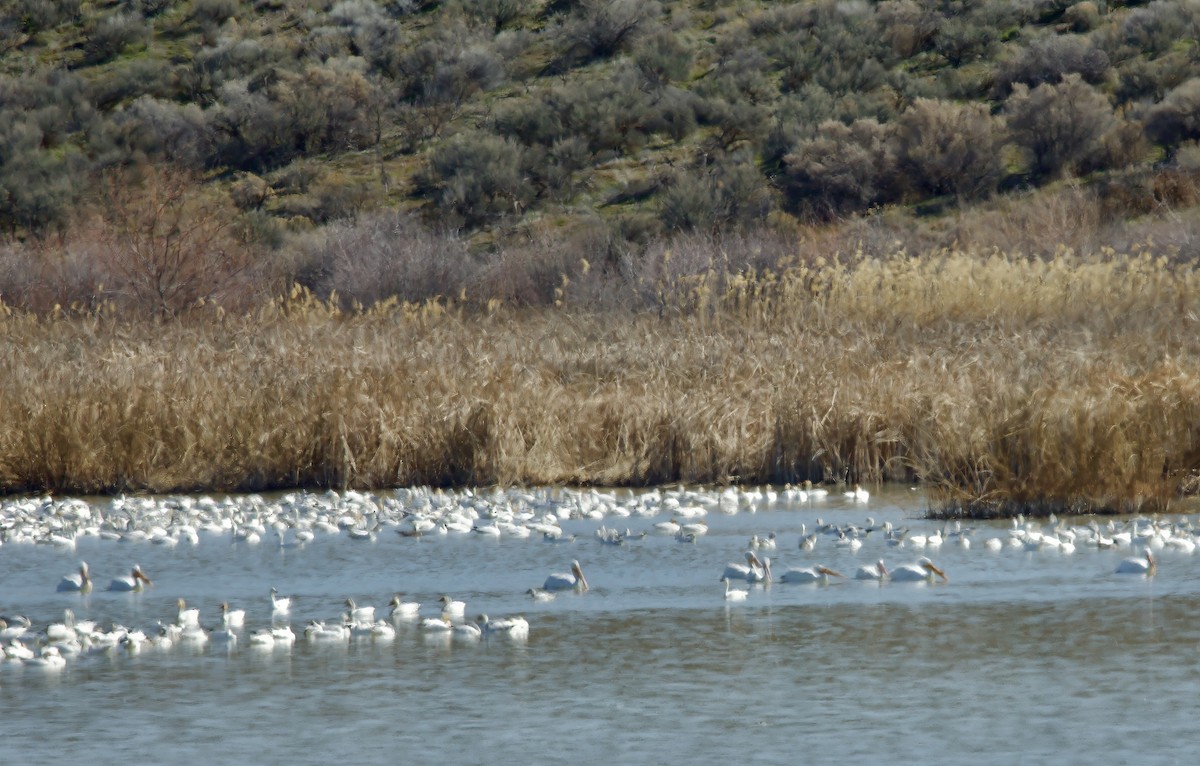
[721,576,749,601]
[176,598,200,628]
[420,615,453,633]
[722,551,767,581]
[271,625,297,645]
[220,601,246,629]
[248,629,276,648]
[889,557,948,583]
[304,621,348,641]
[438,595,466,617]
[854,560,889,581]
[1115,549,1156,576]
[211,603,239,644]
[746,555,773,583]
[388,593,421,620]
[543,560,589,592]
[344,598,375,624]
[844,484,869,502]
[57,561,92,593]
[477,614,530,637]
[270,587,291,615]
[107,565,152,592]
[526,587,556,602]
[780,564,844,584]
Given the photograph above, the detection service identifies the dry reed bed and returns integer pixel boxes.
[1,251,1199,516]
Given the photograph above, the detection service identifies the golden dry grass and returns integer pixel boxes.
[1,249,1199,517]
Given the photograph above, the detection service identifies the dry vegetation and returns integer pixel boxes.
[2,247,1198,517]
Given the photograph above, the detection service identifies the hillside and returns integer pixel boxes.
[1,0,1200,315]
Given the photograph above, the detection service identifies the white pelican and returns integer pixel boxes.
[526,587,556,602]
[345,598,375,624]
[439,595,466,617]
[270,587,291,615]
[780,564,843,584]
[889,557,948,583]
[107,565,152,592]
[544,560,589,592]
[722,551,766,581]
[721,576,749,601]
[1115,549,1155,576]
[388,593,421,620]
[854,560,889,581]
[57,562,92,593]
[747,555,773,584]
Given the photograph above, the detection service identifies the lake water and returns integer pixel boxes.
[1,486,1197,764]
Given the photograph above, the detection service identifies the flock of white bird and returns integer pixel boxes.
[0,482,1177,670]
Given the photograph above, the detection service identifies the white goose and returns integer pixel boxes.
[388,593,421,620]
[344,598,375,624]
[176,598,200,628]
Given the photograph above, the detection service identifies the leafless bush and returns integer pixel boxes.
[288,210,476,306]
[95,165,260,318]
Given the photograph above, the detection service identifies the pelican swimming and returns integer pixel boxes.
[107,565,152,592]
[889,557,948,582]
[388,593,421,620]
[721,576,749,601]
[780,564,844,584]
[544,560,589,592]
[1115,549,1156,576]
[722,551,767,581]
[854,560,889,581]
[57,562,92,593]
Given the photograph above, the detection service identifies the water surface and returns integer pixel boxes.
[1,487,1194,764]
